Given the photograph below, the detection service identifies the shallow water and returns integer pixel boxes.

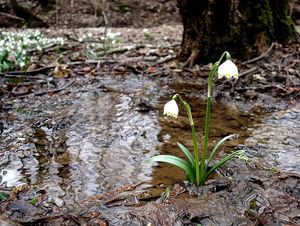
[1,73,299,209]
[244,105,300,173]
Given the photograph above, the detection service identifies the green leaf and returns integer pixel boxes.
[205,134,236,173]
[0,192,9,201]
[177,142,195,167]
[203,150,244,182]
[149,155,195,183]
[30,197,38,205]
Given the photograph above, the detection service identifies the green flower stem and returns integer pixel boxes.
[173,94,200,185]
[200,51,230,185]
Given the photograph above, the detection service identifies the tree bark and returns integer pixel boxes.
[10,0,48,27]
[177,0,298,65]
[37,0,55,11]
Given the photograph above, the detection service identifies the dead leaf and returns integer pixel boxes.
[53,63,72,78]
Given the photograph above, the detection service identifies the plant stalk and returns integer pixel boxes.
[200,51,230,185]
[175,94,200,185]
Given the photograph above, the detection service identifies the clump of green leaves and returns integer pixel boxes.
[0,30,64,72]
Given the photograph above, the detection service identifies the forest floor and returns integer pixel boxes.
[0,1,300,226]
[0,0,180,28]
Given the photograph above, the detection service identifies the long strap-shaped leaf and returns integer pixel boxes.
[177,142,195,168]
[202,150,244,183]
[149,155,196,183]
[204,134,236,174]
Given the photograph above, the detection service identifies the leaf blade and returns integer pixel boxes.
[203,150,244,182]
[177,142,195,167]
[149,155,195,183]
[205,134,236,172]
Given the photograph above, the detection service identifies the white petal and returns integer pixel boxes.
[218,60,238,79]
[163,100,179,118]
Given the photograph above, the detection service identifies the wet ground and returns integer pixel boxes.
[0,27,300,225]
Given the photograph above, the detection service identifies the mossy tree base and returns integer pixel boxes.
[10,0,48,28]
[177,0,298,65]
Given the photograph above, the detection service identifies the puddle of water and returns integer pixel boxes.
[244,105,300,173]
[1,72,298,209]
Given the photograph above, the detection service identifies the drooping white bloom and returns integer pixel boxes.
[217,60,238,79]
[163,100,179,118]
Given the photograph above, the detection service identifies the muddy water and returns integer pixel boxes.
[0,72,299,211]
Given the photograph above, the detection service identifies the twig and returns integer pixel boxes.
[0,12,24,21]
[98,0,109,68]
[0,57,159,77]
[239,67,258,77]
[14,79,76,98]
[1,65,55,76]
[242,42,275,65]
[156,54,176,64]
[55,0,58,27]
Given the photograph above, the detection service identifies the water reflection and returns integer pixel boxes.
[1,73,299,208]
[244,105,300,173]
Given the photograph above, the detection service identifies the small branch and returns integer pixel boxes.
[0,12,24,20]
[242,42,275,65]
[13,79,76,98]
[156,54,176,64]
[0,57,159,77]
[239,67,258,77]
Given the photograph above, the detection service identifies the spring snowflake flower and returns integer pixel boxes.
[218,60,238,79]
[163,100,179,118]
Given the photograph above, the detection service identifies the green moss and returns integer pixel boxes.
[251,0,274,41]
[270,0,298,43]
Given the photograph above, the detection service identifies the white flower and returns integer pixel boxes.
[19,61,26,68]
[217,60,238,79]
[163,100,179,118]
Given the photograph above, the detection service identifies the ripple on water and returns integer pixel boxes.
[3,73,293,208]
[244,105,300,173]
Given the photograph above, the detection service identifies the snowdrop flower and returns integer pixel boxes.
[217,60,238,79]
[163,100,179,118]
[88,32,93,38]
[19,61,26,68]
[106,32,115,39]
[79,37,83,42]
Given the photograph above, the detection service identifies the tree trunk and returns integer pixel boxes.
[10,0,48,27]
[37,0,54,11]
[177,0,298,65]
